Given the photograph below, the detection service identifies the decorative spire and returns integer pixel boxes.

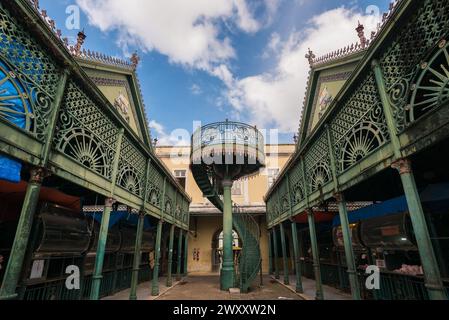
[356,21,367,48]
[130,51,140,69]
[74,29,87,57]
[305,48,315,66]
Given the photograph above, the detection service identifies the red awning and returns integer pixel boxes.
[293,211,336,224]
[0,180,81,221]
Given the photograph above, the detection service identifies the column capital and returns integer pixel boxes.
[222,179,233,188]
[306,208,314,216]
[391,158,412,175]
[29,167,49,184]
[105,197,116,208]
[333,192,345,203]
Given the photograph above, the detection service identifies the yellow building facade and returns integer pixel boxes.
[156,144,295,274]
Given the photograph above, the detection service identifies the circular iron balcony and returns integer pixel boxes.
[191,121,265,181]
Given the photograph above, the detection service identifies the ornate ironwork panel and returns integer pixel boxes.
[330,73,389,173]
[146,163,164,208]
[304,131,332,193]
[0,58,33,131]
[54,81,118,179]
[117,136,146,198]
[0,3,61,140]
[381,0,449,131]
[289,162,305,207]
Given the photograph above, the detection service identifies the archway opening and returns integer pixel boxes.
[211,229,241,273]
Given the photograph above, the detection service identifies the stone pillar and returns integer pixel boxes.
[307,209,324,300]
[0,167,46,300]
[129,212,145,300]
[220,178,235,291]
[335,193,361,300]
[392,159,447,300]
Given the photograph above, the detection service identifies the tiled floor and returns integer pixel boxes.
[103,275,303,300]
[271,275,352,300]
[102,277,182,300]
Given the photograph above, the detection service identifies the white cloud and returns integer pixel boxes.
[149,120,190,146]
[77,0,278,72]
[190,84,202,95]
[225,7,380,133]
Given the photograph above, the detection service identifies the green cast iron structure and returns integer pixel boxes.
[0,0,191,300]
[265,0,449,300]
[190,121,265,292]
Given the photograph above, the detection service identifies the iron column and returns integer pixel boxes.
[307,209,324,300]
[221,178,235,290]
[373,60,447,300]
[151,219,164,296]
[166,224,176,287]
[129,212,145,300]
[90,197,114,300]
[183,229,188,276]
[268,231,273,275]
[176,229,183,280]
[392,159,447,300]
[272,227,280,280]
[335,193,361,300]
[0,168,46,300]
[279,223,290,285]
[291,222,304,293]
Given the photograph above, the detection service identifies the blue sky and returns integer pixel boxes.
[40,0,390,144]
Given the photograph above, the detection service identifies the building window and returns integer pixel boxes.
[174,170,187,190]
[232,180,242,196]
[268,168,280,188]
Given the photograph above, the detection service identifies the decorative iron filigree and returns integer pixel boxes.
[0,59,33,131]
[408,39,449,122]
[0,3,60,140]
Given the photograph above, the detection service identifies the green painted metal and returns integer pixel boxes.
[373,60,447,300]
[272,228,280,280]
[398,165,447,300]
[0,169,44,300]
[90,199,113,300]
[279,223,290,285]
[183,229,188,276]
[0,69,68,300]
[129,212,145,300]
[290,222,304,293]
[267,231,273,275]
[336,194,361,300]
[220,178,235,291]
[176,229,183,281]
[307,210,324,300]
[151,219,164,296]
[166,224,176,287]
[233,205,261,293]
[90,127,124,300]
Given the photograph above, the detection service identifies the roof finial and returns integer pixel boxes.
[305,48,315,66]
[75,29,87,56]
[130,51,140,69]
[356,21,367,49]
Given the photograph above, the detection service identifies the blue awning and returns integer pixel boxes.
[85,210,153,230]
[332,183,449,227]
